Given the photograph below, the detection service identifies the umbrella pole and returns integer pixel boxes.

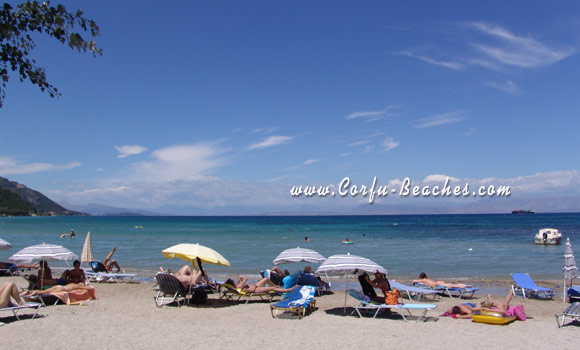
[344,277,348,314]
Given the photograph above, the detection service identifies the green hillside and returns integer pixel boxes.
[0,176,85,216]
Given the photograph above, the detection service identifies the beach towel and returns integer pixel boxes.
[505,305,527,321]
[44,287,98,305]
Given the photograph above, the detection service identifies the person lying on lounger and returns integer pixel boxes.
[103,246,122,272]
[1,282,26,308]
[224,275,297,294]
[159,265,213,288]
[21,283,93,297]
[447,291,514,319]
[413,272,470,289]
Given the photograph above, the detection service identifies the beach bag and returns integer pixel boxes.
[189,288,208,305]
[384,288,400,305]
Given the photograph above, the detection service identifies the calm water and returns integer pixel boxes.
[0,214,578,279]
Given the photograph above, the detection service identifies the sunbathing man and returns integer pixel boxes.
[103,246,122,272]
[447,291,514,319]
[225,275,297,294]
[34,260,69,287]
[413,272,470,289]
[0,282,26,308]
[66,260,86,284]
[21,283,94,297]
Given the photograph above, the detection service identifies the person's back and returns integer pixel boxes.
[358,272,377,299]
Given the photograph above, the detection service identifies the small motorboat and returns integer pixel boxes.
[534,228,562,245]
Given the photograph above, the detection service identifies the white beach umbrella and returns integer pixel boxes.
[273,247,326,265]
[9,243,79,263]
[563,238,579,302]
[80,231,94,264]
[316,253,387,312]
[0,238,13,250]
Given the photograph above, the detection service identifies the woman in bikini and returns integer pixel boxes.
[225,275,296,294]
[1,282,26,308]
[159,265,213,288]
[21,283,93,297]
[447,291,514,318]
[413,272,470,289]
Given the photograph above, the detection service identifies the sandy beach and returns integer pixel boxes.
[1,275,578,349]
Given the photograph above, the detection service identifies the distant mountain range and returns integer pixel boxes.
[0,176,85,216]
[58,201,161,216]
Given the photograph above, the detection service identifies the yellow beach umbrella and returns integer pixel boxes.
[162,243,230,267]
[80,231,94,264]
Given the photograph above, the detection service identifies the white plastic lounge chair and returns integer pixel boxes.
[556,302,580,328]
[0,302,42,320]
[390,281,439,301]
[270,285,316,319]
[86,271,137,283]
[511,273,553,299]
[412,282,478,300]
[347,289,437,322]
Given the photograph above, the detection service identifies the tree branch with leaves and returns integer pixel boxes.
[0,1,102,107]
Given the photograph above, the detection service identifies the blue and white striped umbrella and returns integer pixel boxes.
[315,253,387,276]
[0,238,13,250]
[273,247,326,265]
[9,243,78,263]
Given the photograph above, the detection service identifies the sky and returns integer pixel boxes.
[1,1,579,214]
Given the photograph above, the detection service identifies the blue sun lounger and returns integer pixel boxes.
[390,281,439,301]
[270,285,316,319]
[511,273,553,299]
[347,289,437,322]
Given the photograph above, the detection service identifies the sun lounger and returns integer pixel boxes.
[412,282,478,300]
[348,289,437,322]
[0,302,41,321]
[568,286,580,303]
[390,281,439,301]
[555,302,580,328]
[23,287,98,306]
[511,273,553,299]
[218,283,280,304]
[154,272,192,307]
[86,271,138,283]
[270,285,316,319]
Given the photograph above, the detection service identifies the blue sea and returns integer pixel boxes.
[1,213,578,279]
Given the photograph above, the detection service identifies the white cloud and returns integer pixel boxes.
[414,111,464,128]
[423,174,460,182]
[485,80,520,95]
[382,137,400,152]
[347,140,370,147]
[252,126,279,134]
[0,157,81,175]
[396,50,465,70]
[468,22,574,68]
[129,143,224,182]
[114,145,148,158]
[303,159,319,165]
[248,135,294,150]
[345,105,402,120]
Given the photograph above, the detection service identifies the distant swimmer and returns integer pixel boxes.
[304,236,310,242]
[342,238,353,244]
[60,230,76,239]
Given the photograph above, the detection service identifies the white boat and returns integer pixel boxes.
[534,228,562,245]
